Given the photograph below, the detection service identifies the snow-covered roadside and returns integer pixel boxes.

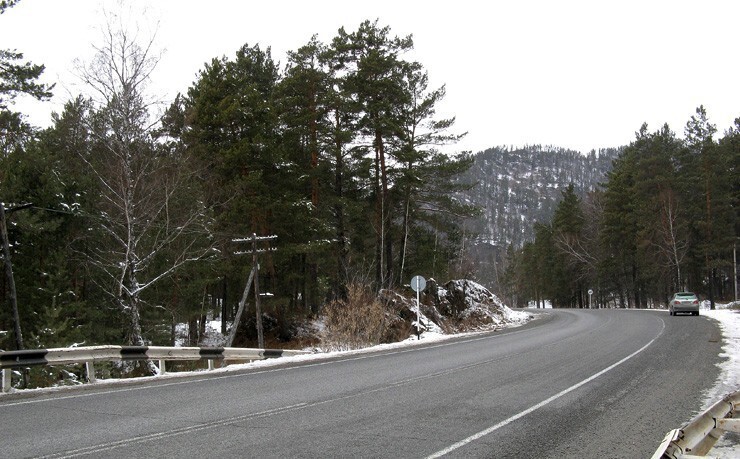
[701,306,740,404]
[698,304,740,458]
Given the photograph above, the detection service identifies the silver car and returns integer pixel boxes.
[669,292,700,316]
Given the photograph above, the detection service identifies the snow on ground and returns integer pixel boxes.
[701,303,740,403]
[527,300,553,309]
[699,302,740,458]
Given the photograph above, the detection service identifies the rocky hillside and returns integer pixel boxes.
[460,145,621,249]
[381,279,530,335]
[454,145,621,289]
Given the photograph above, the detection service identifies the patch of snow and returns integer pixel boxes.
[699,303,740,458]
[411,305,444,335]
[527,300,553,309]
[426,279,531,333]
[702,304,740,402]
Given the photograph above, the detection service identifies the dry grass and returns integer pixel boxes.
[322,283,410,351]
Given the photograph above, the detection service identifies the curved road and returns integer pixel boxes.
[0,309,724,458]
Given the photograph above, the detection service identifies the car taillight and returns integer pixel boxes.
[674,301,680,305]
[693,300,699,304]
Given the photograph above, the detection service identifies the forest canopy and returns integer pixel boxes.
[501,109,738,311]
[0,16,476,351]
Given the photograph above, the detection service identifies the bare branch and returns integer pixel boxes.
[74,6,213,346]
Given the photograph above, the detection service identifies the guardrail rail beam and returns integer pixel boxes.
[1,345,309,393]
[652,390,739,458]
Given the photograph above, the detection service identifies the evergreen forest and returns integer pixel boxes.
[1,13,478,351]
[501,112,738,310]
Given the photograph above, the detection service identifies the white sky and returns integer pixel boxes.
[1,0,738,154]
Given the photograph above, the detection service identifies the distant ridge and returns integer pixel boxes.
[455,145,621,287]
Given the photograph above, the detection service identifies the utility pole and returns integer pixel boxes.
[252,234,264,349]
[734,240,738,302]
[0,202,32,351]
[228,234,277,349]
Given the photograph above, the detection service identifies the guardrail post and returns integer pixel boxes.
[2,368,11,393]
[158,359,166,375]
[208,360,215,371]
[85,361,96,383]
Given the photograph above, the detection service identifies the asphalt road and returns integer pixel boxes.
[0,309,724,458]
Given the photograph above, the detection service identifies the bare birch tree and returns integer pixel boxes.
[76,10,212,347]
[651,188,689,291]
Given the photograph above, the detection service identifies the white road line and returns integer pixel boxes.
[38,403,309,458]
[426,318,666,458]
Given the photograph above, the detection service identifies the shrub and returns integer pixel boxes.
[322,283,408,350]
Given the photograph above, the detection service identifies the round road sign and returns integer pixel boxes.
[411,275,426,292]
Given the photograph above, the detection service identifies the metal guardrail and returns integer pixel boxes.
[652,390,740,458]
[0,345,309,393]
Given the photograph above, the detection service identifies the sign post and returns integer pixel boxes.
[588,289,594,309]
[410,275,426,340]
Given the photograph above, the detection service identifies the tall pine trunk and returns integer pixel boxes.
[704,170,715,310]
[308,97,319,311]
[375,130,393,288]
[332,111,348,300]
[398,183,411,286]
[374,135,383,288]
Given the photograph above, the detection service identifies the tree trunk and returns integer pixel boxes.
[375,129,392,289]
[398,181,412,286]
[0,203,24,351]
[333,111,348,300]
[124,296,146,346]
[704,153,715,310]
[188,317,199,346]
[374,137,383,288]
[308,99,320,311]
[220,280,228,335]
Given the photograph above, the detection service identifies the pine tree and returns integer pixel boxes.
[600,129,641,308]
[631,124,686,297]
[276,36,336,312]
[331,19,414,288]
[0,0,54,351]
[319,39,363,300]
[0,0,53,152]
[551,184,586,307]
[683,106,733,308]
[393,65,471,285]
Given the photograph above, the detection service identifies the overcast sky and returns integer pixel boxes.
[1,0,738,154]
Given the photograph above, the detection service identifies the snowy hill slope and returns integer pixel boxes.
[381,279,529,336]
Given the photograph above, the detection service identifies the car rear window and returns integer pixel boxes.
[676,293,697,299]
